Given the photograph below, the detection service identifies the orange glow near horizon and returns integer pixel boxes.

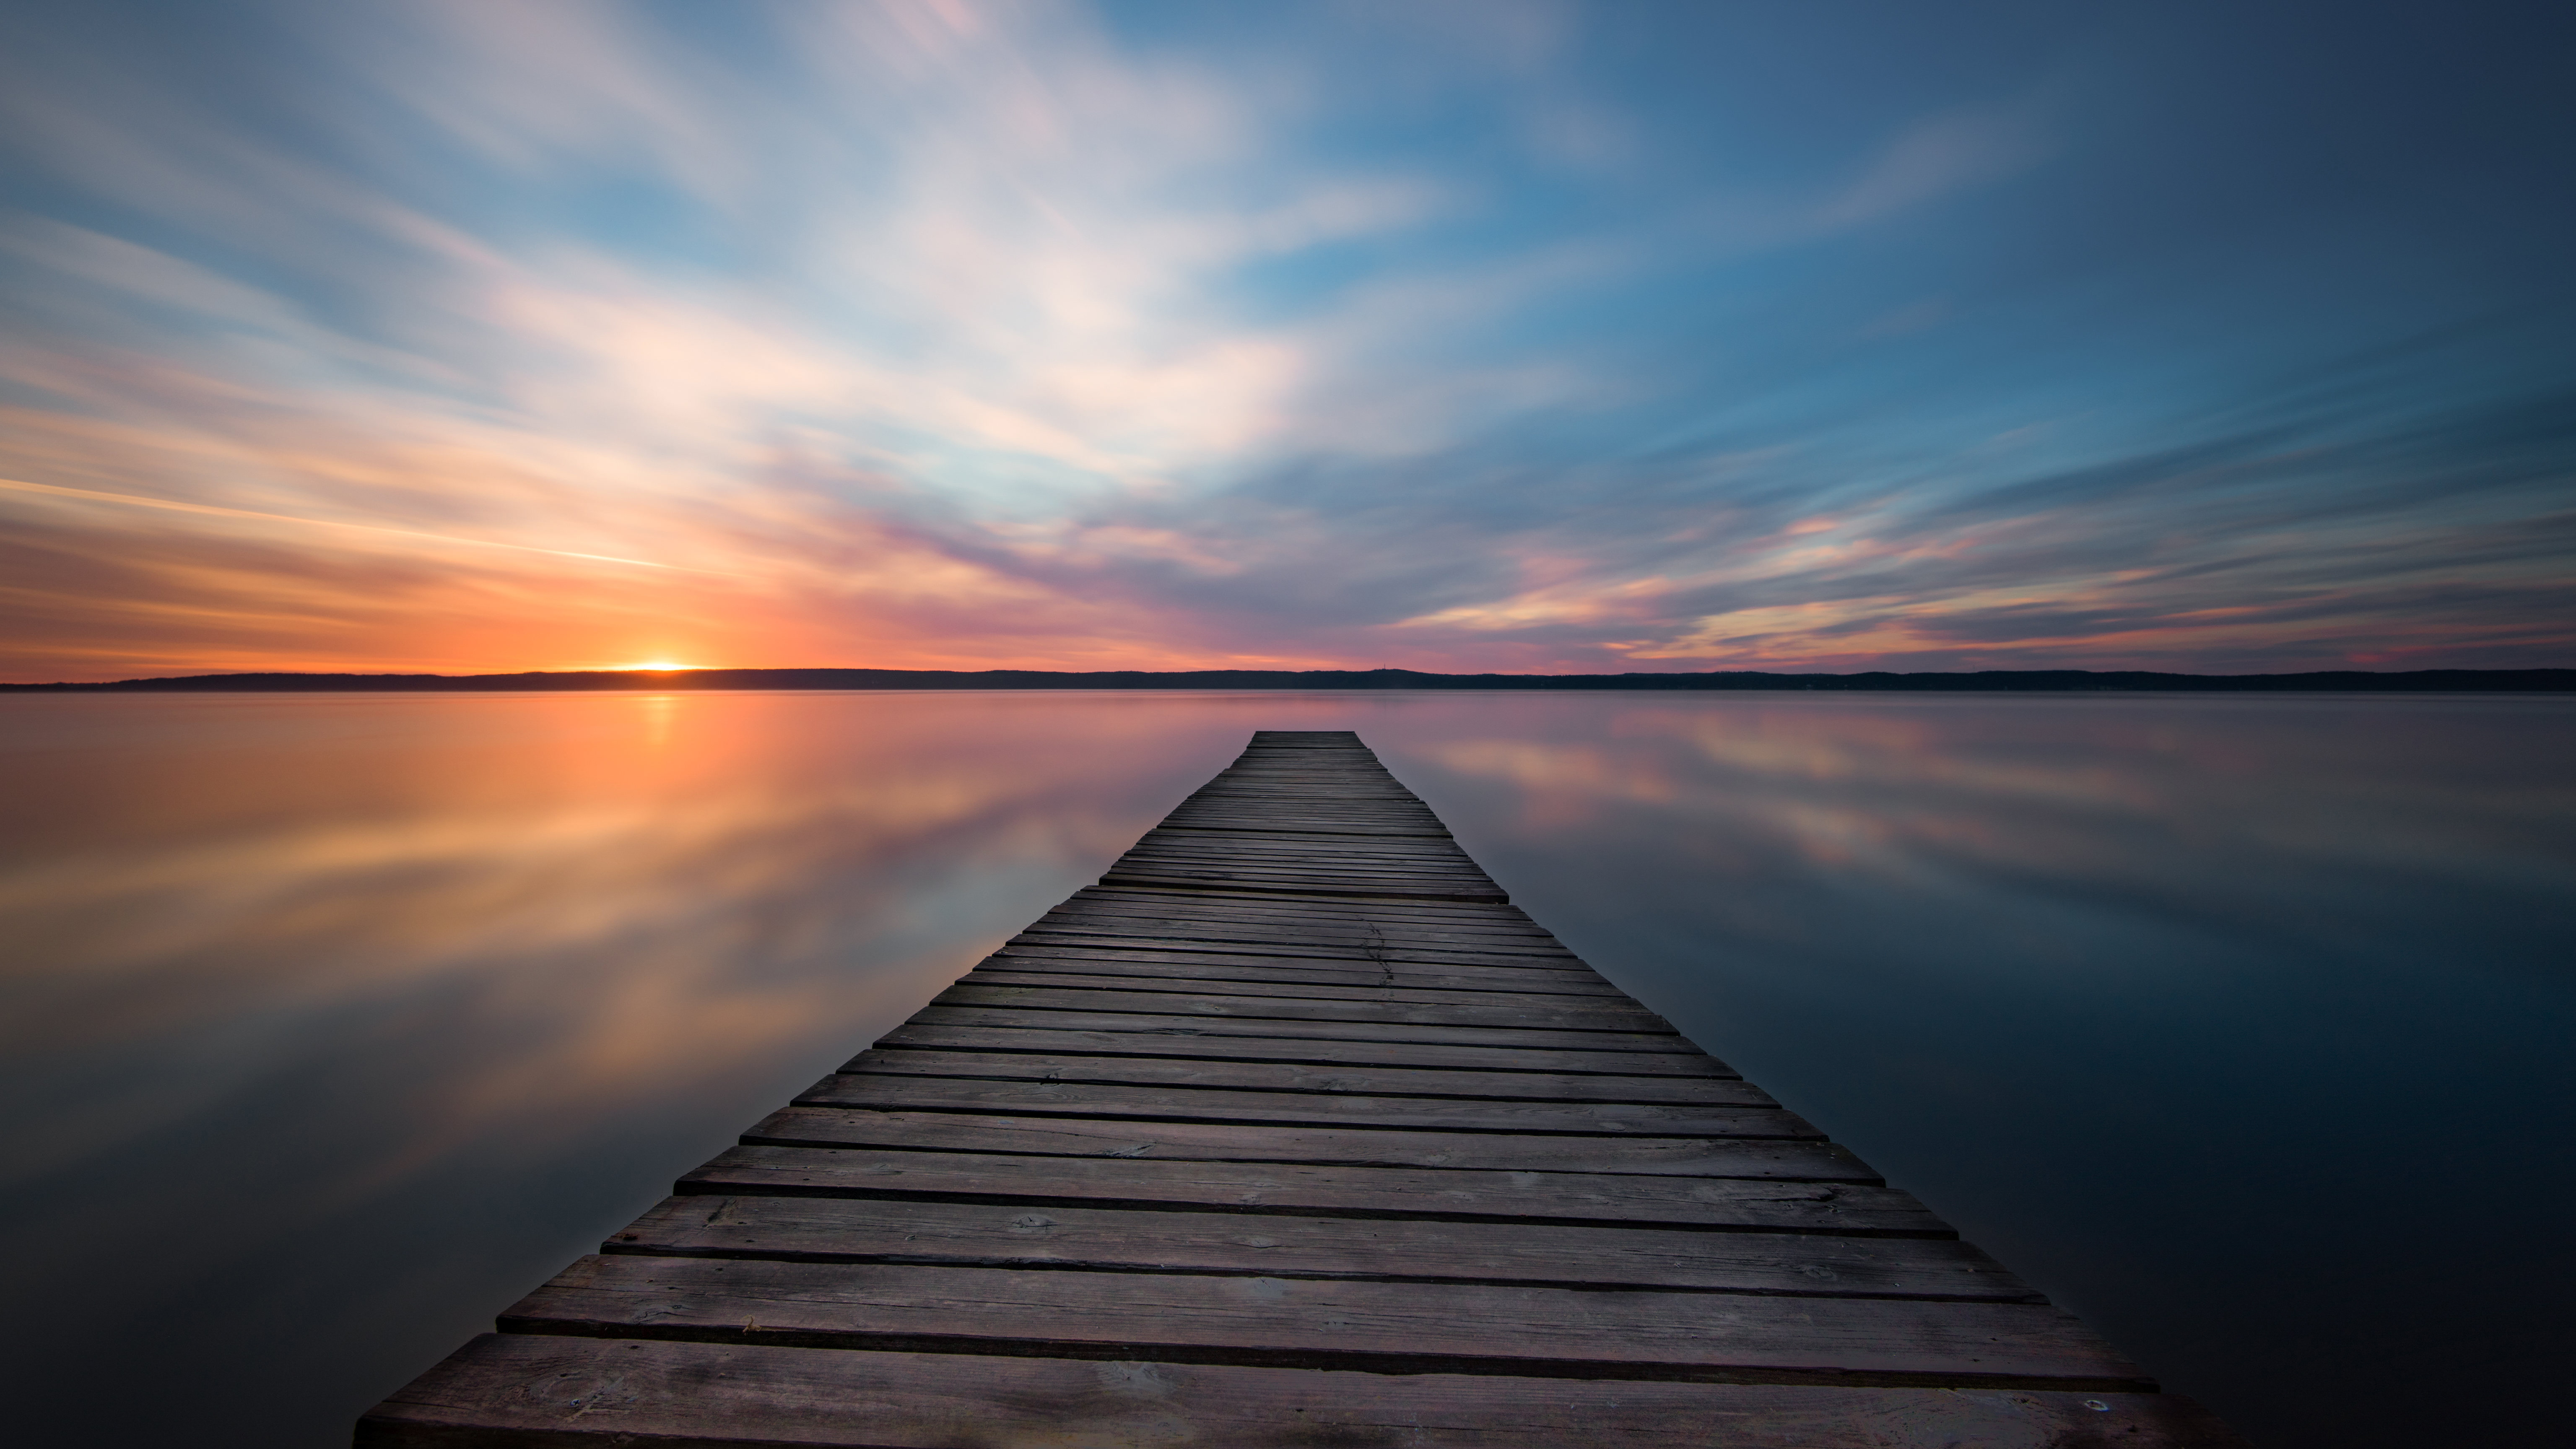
[0,3,2570,688]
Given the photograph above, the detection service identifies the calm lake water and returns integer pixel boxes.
[1,690,2569,1447]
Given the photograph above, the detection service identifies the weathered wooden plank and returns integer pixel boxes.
[1163,804,1445,816]
[1031,909,1576,953]
[1195,769,1408,777]
[1024,908,1580,949]
[1043,897,1545,927]
[909,1003,1707,1052]
[1047,892,1566,937]
[608,1195,2033,1298]
[841,1049,1762,1102]
[1155,826,1453,837]
[981,958,1596,995]
[1116,840,1490,863]
[1204,756,1392,764]
[1190,762,1412,773]
[1169,789,1453,799]
[1106,853,1498,882]
[1047,909,1558,948]
[1205,764,1396,774]
[1114,849,1496,878]
[1046,893,1540,923]
[1181,779,1423,789]
[1159,825,1457,840]
[683,1144,1914,1225]
[745,1106,1846,1172]
[1077,877,1530,904]
[1200,768,1408,778]
[1174,782,1428,791]
[1007,933,1590,969]
[1006,929,1588,966]
[1013,935,1581,969]
[1002,933,1571,963]
[1108,860,1493,886]
[1039,921,1554,958]
[1195,776,1419,783]
[1151,818,1457,833]
[972,950,1629,995]
[1191,776,1418,785]
[1183,789,1427,802]
[361,1336,2249,1449]
[1013,924,1571,959]
[994,948,1600,983]
[1159,787,1421,800]
[1102,870,1509,904]
[966,967,1636,1011]
[1145,821,1462,839]
[792,1073,1810,1136]
[359,727,2230,1448]
[1166,799,1447,814]
[501,1256,2150,1388]
[974,964,1626,1003]
[1205,758,1396,768]
[1150,836,1470,849]
[934,983,1677,1032]
[1185,786,1421,795]
[869,1022,1739,1077]
[1179,790,1430,800]
[1098,878,1512,907]
[1132,830,1485,857]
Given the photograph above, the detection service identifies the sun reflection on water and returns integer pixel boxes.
[1,690,2568,1449]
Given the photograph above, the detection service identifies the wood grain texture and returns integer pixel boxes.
[743,1105,1843,1171]
[931,982,1679,1033]
[1006,934,1591,968]
[1017,924,1584,962]
[1062,886,1539,924]
[607,1195,2031,1298]
[839,1048,1763,1101]
[500,1255,2150,1388]
[361,1336,2251,1449]
[908,1002,1708,1052]
[1046,886,1542,920]
[1035,908,1574,952]
[1021,907,1578,946]
[965,966,1626,1009]
[974,950,1631,995]
[359,728,2234,1445]
[790,1073,1811,1137]
[867,1021,1738,1075]
[1098,875,1510,905]
[679,1144,1924,1226]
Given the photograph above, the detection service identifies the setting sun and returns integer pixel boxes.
[617,661,693,672]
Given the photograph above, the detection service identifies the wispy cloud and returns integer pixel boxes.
[0,0,2567,679]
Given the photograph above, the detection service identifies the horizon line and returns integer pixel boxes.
[7,665,2573,694]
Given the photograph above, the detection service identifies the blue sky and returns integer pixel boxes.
[0,0,2568,678]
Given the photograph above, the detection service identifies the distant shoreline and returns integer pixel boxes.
[5,667,2572,693]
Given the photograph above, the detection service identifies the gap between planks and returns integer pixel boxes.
[357,729,2246,1448]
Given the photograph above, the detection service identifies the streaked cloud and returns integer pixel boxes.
[0,0,2568,679]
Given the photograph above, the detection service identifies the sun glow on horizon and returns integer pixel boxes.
[0,5,2567,685]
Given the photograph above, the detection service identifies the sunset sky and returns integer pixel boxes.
[2,0,2570,682]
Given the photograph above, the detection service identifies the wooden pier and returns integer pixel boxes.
[361,731,2244,1446]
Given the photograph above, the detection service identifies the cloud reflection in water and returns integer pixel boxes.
[1,690,2569,1449]
[1378,693,2576,1449]
[0,691,1252,1446]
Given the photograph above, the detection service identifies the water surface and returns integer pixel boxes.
[1,691,2568,1447]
